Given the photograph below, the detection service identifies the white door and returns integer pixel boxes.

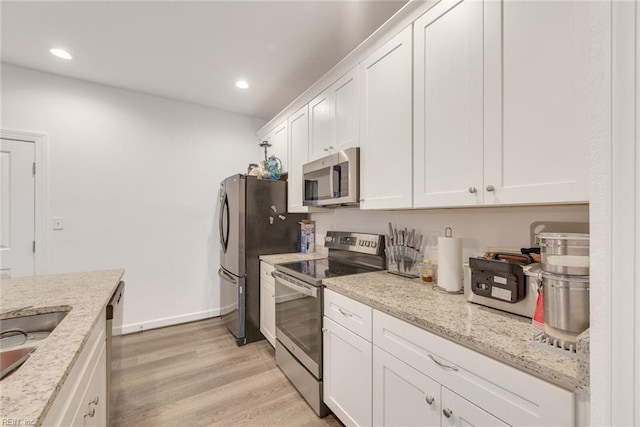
[373,346,441,427]
[333,68,359,152]
[359,26,413,210]
[323,316,372,427]
[0,139,35,278]
[441,387,508,427]
[287,105,310,213]
[483,0,590,205]
[413,0,484,208]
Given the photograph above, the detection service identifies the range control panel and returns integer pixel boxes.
[324,231,384,255]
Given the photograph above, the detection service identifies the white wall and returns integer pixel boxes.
[0,64,265,333]
[311,205,589,263]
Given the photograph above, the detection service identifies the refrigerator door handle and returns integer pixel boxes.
[219,193,230,253]
[218,268,237,285]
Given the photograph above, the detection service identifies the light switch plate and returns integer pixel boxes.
[52,217,64,230]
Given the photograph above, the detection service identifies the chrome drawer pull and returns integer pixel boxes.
[425,395,435,405]
[338,308,353,317]
[84,408,95,418]
[443,408,453,418]
[428,353,459,371]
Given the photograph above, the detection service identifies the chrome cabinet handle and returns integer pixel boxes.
[443,408,453,418]
[425,395,435,405]
[486,185,495,192]
[324,148,329,152]
[84,408,96,418]
[329,146,334,149]
[468,187,477,194]
[322,327,327,333]
[89,397,99,405]
[428,354,459,371]
[338,308,353,317]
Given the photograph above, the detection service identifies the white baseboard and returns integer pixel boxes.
[118,308,221,335]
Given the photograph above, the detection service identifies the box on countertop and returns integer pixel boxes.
[300,220,315,254]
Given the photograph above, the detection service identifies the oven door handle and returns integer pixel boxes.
[272,271,318,298]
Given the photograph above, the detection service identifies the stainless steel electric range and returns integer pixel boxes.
[271,231,385,416]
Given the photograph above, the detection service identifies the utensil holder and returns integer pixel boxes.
[385,246,423,278]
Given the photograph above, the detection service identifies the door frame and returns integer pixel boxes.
[1,129,48,275]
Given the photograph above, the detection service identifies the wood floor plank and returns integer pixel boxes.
[111,317,342,427]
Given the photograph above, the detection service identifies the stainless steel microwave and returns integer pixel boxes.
[303,147,359,207]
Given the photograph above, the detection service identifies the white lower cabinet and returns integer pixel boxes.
[440,387,507,427]
[323,292,575,427]
[70,342,107,427]
[260,261,276,347]
[43,312,107,427]
[373,346,440,426]
[323,317,372,427]
[323,290,372,427]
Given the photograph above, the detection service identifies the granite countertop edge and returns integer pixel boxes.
[0,269,125,425]
[259,252,327,265]
[324,271,585,392]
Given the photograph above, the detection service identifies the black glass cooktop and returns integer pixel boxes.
[275,258,377,285]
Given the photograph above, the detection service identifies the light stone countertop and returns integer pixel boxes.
[259,252,327,265]
[324,270,584,391]
[0,269,124,426]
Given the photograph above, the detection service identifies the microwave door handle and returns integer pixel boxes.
[272,271,318,298]
[333,165,341,198]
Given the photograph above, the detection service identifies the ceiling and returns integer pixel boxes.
[0,1,407,120]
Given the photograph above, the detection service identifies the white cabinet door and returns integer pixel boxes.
[483,0,589,205]
[260,269,276,348]
[323,316,372,427]
[373,346,440,427]
[360,26,413,210]
[441,387,508,427]
[413,0,484,208]
[333,69,359,152]
[269,120,288,174]
[287,105,309,213]
[309,89,333,161]
[70,341,107,427]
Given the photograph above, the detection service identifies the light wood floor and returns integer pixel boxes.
[111,317,343,427]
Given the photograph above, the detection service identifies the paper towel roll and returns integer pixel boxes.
[438,236,463,292]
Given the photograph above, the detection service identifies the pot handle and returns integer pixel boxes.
[491,252,534,264]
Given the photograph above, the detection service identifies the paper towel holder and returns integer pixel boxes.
[445,227,453,238]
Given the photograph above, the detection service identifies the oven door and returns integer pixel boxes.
[272,270,323,379]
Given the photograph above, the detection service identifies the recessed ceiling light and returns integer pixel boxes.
[235,80,249,89]
[49,48,73,60]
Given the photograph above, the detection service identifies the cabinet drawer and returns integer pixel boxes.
[260,261,275,284]
[324,289,372,341]
[373,310,574,427]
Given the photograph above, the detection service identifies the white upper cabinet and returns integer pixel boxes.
[414,0,589,208]
[360,26,413,210]
[287,105,309,213]
[483,0,589,205]
[260,120,288,174]
[309,90,333,160]
[413,0,484,208]
[333,70,359,152]
[309,68,359,161]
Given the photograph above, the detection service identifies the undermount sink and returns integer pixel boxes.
[0,346,36,380]
[0,310,69,350]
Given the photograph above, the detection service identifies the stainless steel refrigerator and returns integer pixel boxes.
[218,174,307,345]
